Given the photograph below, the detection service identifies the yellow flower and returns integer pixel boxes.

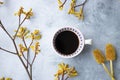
[15,27,30,38]
[5,78,12,80]
[93,49,105,64]
[74,8,84,20]
[58,0,63,10]
[68,0,76,14]
[14,7,26,16]
[14,7,33,19]
[58,63,69,71]
[30,42,40,54]
[34,35,41,40]
[33,30,40,35]
[67,67,78,77]
[54,63,78,79]
[35,42,40,54]
[19,44,27,56]
[55,63,69,77]
[30,45,35,51]
[54,69,63,77]
[26,8,33,19]
[30,30,41,40]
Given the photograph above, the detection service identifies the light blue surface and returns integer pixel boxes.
[0,0,120,80]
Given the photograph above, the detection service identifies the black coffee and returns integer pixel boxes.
[54,31,79,55]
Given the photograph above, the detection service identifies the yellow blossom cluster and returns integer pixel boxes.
[0,77,12,80]
[16,29,41,56]
[15,27,41,40]
[58,0,84,20]
[31,30,42,40]
[30,42,40,55]
[19,44,27,56]
[14,7,33,19]
[54,63,78,80]
[14,7,41,57]
[15,27,30,39]
[25,29,41,40]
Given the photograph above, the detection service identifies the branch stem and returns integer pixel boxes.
[31,54,36,65]
[0,47,17,55]
[13,39,32,80]
[61,71,65,80]
[13,15,27,39]
[65,77,69,80]
[0,20,13,40]
[60,0,67,7]
[30,65,33,79]
[22,53,31,65]
[74,0,87,8]
[102,63,115,80]
[110,60,113,76]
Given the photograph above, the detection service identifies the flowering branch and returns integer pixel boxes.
[0,7,41,80]
[54,63,78,80]
[57,0,88,20]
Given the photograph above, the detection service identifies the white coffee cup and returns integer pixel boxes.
[53,27,92,58]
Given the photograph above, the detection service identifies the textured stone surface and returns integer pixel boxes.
[0,0,120,80]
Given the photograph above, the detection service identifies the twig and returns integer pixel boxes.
[74,0,87,8]
[110,60,114,80]
[27,40,33,63]
[30,51,37,80]
[110,60,113,76]
[28,39,34,48]
[29,53,36,80]
[13,15,27,39]
[0,20,13,40]
[22,37,30,68]
[23,37,27,48]
[18,54,32,80]
[58,77,60,80]
[22,52,31,65]
[26,39,33,68]
[0,47,17,55]
[65,76,69,80]
[30,65,32,79]
[102,63,115,80]
[60,0,67,7]
[13,38,32,80]
[31,54,36,65]
[61,71,65,80]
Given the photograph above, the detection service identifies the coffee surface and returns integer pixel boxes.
[55,31,79,55]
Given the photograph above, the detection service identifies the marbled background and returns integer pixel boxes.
[0,0,120,80]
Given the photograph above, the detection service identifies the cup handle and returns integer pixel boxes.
[85,39,92,45]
